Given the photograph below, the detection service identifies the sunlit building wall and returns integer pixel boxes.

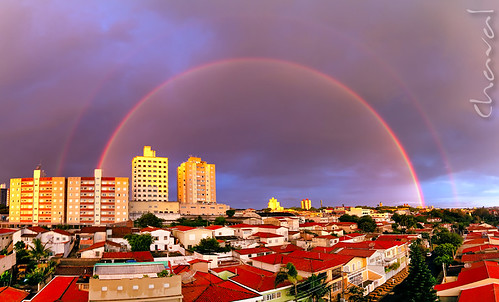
[67,169,128,225]
[177,157,216,204]
[132,146,169,202]
[268,197,284,212]
[301,198,312,210]
[9,169,66,225]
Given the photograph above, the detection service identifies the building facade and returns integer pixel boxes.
[9,169,66,225]
[301,198,312,210]
[177,157,216,204]
[9,169,128,226]
[66,169,129,225]
[132,146,169,202]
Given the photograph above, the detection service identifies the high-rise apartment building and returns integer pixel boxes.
[301,198,312,210]
[177,157,216,204]
[132,146,168,202]
[66,169,128,225]
[9,169,128,225]
[0,184,8,207]
[9,169,66,224]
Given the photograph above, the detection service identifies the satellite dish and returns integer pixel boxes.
[464,263,471,268]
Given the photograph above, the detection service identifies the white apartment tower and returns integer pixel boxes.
[177,157,216,204]
[132,146,169,201]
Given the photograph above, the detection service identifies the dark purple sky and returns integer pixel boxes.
[1,1,498,209]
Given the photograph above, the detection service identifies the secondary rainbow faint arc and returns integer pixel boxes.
[97,57,425,207]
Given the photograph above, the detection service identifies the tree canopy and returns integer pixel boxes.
[192,237,230,254]
[406,243,438,302]
[432,229,463,247]
[124,233,154,251]
[136,213,163,228]
[357,215,377,233]
[339,214,359,223]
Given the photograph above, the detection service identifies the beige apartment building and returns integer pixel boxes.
[177,157,216,204]
[9,169,66,225]
[132,146,169,202]
[66,169,128,225]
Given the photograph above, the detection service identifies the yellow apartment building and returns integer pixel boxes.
[177,157,216,204]
[132,146,169,202]
[9,169,65,225]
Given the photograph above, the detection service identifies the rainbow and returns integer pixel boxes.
[97,57,425,207]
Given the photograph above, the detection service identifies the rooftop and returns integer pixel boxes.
[435,261,499,292]
[458,283,499,302]
[29,276,88,302]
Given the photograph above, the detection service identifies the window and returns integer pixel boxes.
[101,286,107,291]
[133,285,139,290]
[117,286,123,291]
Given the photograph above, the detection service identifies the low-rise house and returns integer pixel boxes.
[266,244,303,255]
[233,247,273,263]
[312,235,340,248]
[78,226,107,248]
[263,216,300,231]
[170,226,213,249]
[0,253,16,274]
[78,240,123,258]
[250,232,286,247]
[140,227,176,252]
[435,261,499,301]
[40,229,73,257]
[13,226,47,248]
[230,224,261,239]
[0,229,16,251]
[328,222,358,233]
[205,225,236,238]
[212,264,295,301]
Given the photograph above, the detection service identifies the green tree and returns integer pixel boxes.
[339,214,359,223]
[275,263,301,297]
[433,229,463,247]
[214,216,226,226]
[296,272,330,302]
[136,213,163,228]
[406,243,438,302]
[226,209,236,217]
[347,285,368,302]
[124,233,154,251]
[192,237,229,254]
[29,238,51,263]
[14,241,31,265]
[357,215,377,233]
[0,271,11,287]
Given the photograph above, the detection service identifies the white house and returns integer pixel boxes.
[40,229,73,258]
[140,227,176,251]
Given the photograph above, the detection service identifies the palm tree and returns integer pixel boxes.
[298,273,331,302]
[275,263,301,299]
[29,239,51,264]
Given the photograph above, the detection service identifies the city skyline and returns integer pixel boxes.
[1,1,498,209]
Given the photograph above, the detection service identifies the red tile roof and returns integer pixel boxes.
[172,264,190,274]
[27,226,48,233]
[332,240,404,250]
[251,232,283,238]
[376,234,419,241]
[77,240,121,253]
[458,283,499,302]
[140,226,161,232]
[0,287,29,302]
[189,259,211,264]
[234,247,272,256]
[213,264,292,292]
[204,225,224,230]
[30,276,88,302]
[462,244,499,254]
[101,251,154,262]
[52,229,72,236]
[267,244,304,254]
[461,252,499,263]
[251,250,354,273]
[79,226,107,233]
[0,229,16,235]
[463,238,489,245]
[335,248,376,258]
[182,271,260,302]
[172,225,196,232]
[435,261,499,292]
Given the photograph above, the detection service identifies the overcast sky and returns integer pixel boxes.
[1,0,498,209]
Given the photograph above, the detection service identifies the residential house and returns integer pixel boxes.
[39,229,73,257]
[233,247,273,263]
[250,232,286,247]
[0,229,15,251]
[205,225,236,238]
[140,227,176,252]
[78,226,107,248]
[170,226,213,249]
[26,276,88,302]
[212,264,295,302]
[312,235,339,248]
[434,261,499,301]
[78,241,123,258]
